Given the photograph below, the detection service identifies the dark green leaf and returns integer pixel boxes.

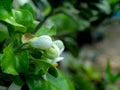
[0,54,3,66]
[26,75,47,90]
[15,51,29,73]
[33,60,58,77]
[11,75,24,86]
[0,0,13,12]
[64,37,80,57]
[35,25,56,37]
[74,75,95,90]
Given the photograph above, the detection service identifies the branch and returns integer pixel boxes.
[33,11,53,33]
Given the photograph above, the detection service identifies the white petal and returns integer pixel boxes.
[51,57,64,64]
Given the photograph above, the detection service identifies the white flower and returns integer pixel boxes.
[29,35,53,50]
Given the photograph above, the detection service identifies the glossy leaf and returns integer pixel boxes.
[0,8,26,32]
[1,43,18,75]
[35,25,56,37]
[13,9,34,31]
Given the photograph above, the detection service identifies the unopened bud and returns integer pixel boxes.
[29,35,53,50]
[44,47,58,59]
[53,40,64,50]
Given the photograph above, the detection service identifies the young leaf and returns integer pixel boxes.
[1,43,18,75]
[0,8,26,32]
[35,26,56,37]
[13,9,34,31]
[21,3,35,18]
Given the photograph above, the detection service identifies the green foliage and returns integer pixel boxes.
[0,0,74,89]
[106,60,120,83]
[2,43,18,75]
[26,70,74,90]
[35,25,56,36]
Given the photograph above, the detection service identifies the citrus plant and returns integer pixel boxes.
[0,0,74,90]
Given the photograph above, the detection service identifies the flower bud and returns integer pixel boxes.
[53,40,64,50]
[29,35,53,50]
[53,40,64,55]
[44,47,58,59]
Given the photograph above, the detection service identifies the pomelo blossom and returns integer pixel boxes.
[47,40,65,64]
[29,35,53,50]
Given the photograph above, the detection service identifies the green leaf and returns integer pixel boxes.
[15,51,29,73]
[107,0,119,4]
[21,3,35,18]
[64,37,80,57]
[50,14,78,34]
[0,0,13,12]
[33,60,58,77]
[47,69,75,90]
[0,23,8,42]
[107,84,118,90]
[0,7,26,32]
[114,72,120,83]
[0,54,3,66]
[105,60,114,83]
[26,75,48,90]
[26,69,75,90]
[13,9,34,31]
[35,25,56,37]
[96,0,111,15]
[74,75,95,90]
[1,43,18,75]
[11,75,24,86]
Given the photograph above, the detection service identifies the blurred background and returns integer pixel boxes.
[13,0,120,90]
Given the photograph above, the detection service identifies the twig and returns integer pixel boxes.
[33,11,53,33]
